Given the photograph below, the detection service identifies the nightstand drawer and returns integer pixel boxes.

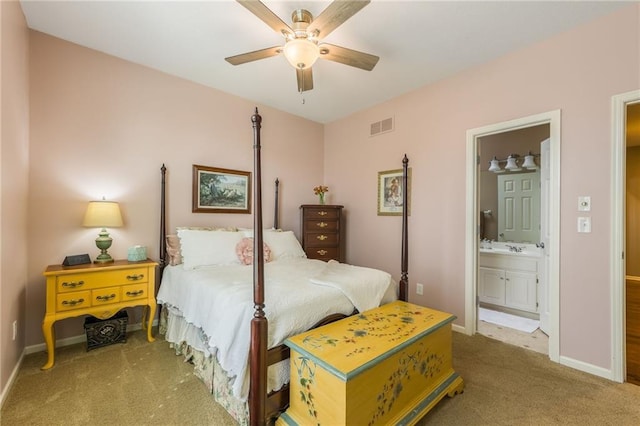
[304,232,339,246]
[122,283,148,301]
[57,290,91,311]
[56,267,149,292]
[92,286,121,305]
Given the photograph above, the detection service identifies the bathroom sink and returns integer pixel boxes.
[479,242,542,257]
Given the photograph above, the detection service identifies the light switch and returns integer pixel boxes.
[578,217,591,233]
[578,196,591,211]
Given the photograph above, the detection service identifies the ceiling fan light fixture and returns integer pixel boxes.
[284,38,319,69]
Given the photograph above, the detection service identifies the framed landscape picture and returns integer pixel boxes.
[377,168,411,216]
[192,165,251,213]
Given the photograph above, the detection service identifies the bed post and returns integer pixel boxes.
[274,178,280,229]
[250,108,267,426]
[399,154,409,302]
[159,164,167,269]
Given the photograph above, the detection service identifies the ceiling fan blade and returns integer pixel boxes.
[237,0,294,37]
[307,0,370,39]
[296,68,314,92]
[225,46,282,66]
[318,43,379,71]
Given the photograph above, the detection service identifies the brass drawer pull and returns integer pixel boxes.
[316,222,328,228]
[317,250,328,256]
[316,235,328,241]
[126,274,144,281]
[96,294,116,302]
[126,290,144,297]
[62,298,85,306]
[62,280,84,288]
[317,211,328,216]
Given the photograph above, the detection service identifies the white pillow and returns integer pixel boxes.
[263,231,307,260]
[241,228,280,238]
[177,229,244,270]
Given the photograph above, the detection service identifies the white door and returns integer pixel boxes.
[498,172,540,243]
[539,138,551,334]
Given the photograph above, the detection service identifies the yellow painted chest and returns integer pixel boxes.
[277,300,464,425]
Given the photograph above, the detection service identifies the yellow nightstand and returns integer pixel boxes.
[41,259,158,369]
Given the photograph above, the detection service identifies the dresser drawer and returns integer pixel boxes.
[56,267,149,292]
[306,247,339,261]
[56,290,91,311]
[122,283,148,301]
[303,208,340,220]
[304,232,339,247]
[92,286,121,306]
[304,220,339,232]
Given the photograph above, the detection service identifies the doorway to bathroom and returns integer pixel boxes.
[465,110,560,362]
[477,125,548,354]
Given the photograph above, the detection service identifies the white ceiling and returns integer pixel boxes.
[20,1,629,123]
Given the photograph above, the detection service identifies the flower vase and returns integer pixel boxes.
[318,193,325,205]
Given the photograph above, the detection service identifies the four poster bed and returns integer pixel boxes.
[156,109,410,425]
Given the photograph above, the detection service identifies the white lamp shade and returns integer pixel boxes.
[83,201,123,228]
[488,158,502,173]
[505,156,521,171]
[283,38,319,69]
[522,154,537,169]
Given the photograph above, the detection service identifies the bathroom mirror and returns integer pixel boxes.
[479,124,549,244]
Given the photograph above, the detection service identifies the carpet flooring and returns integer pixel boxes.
[2,328,640,425]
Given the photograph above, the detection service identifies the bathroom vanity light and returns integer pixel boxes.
[488,157,503,173]
[487,152,538,173]
[522,152,538,170]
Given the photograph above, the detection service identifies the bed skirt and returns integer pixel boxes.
[160,305,293,424]
[160,306,251,425]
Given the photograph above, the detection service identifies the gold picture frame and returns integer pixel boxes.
[377,168,411,216]
[192,165,251,213]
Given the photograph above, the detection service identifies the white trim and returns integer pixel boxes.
[0,350,25,409]
[559,355,615,381]
[611,89,640,383]
[24,320,158,355]
[465,110,561,363]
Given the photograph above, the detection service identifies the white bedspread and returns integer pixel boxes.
[157,258,394,400]
[308,259,391,313]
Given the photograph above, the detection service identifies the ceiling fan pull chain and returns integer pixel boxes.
[300,68,306,104]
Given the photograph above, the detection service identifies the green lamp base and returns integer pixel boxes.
[94,229,115,264]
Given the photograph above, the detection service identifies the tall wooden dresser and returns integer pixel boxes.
[300,204,344,262]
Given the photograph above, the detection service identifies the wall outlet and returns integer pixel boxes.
[416,283,424,295]
[12,320,17,341]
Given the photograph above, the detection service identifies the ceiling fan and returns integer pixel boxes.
[225,0,379,93]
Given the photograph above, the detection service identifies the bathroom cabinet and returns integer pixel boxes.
[479,253,538,314]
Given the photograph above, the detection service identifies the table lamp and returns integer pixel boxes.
[83,199,123,263]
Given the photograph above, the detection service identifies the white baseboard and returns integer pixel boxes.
[452,323,468,335]
[0,349,25,409]
[559,355,615,382]
[24,319,159,355]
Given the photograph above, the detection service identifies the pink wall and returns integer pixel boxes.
[26,32,324,346]
[324,5,639,370]
[0,0,30,397]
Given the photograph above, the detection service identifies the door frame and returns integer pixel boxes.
[611,89,640,382]
[465,110,561,362]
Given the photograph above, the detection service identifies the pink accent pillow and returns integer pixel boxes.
[166,234,182,266]
[236,237,272,265]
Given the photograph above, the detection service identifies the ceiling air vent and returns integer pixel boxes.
[370,117,394,137]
